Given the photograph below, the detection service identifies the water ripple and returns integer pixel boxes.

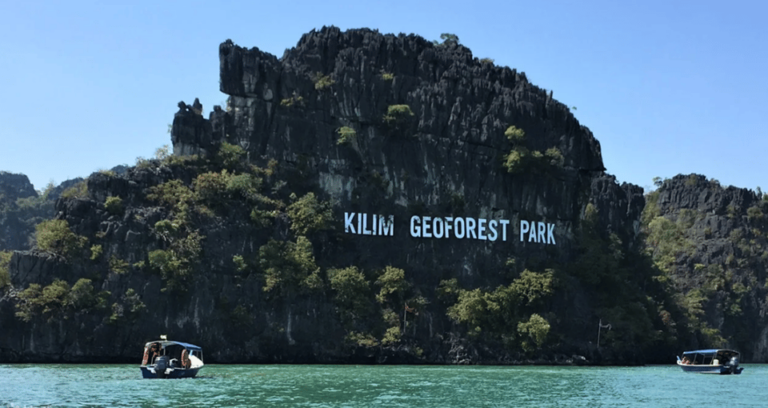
[1,364,766,407]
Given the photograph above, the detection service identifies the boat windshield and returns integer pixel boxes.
[682,349,739,365]
[142,341,204,367]
[695,353,714,365]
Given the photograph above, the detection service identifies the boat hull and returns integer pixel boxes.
[140,366,201,379]
[677,362,743,375]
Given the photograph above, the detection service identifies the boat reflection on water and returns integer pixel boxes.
[676,349,743,375]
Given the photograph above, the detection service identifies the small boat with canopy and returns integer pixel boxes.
[676,349,743,374]
[140,337,204,379]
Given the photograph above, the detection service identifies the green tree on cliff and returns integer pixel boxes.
[434,33,460,46]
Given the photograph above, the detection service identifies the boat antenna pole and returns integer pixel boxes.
[403,303,407,334]
[597,319,611,349]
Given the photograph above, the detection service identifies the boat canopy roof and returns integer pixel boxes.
[682,349,738,355]
[144,340,202,352]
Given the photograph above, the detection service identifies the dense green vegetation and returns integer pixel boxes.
[569,201,684,354]
[328,266,372,323]
[0,251,11,290]
[147,227,202,292]
[0,181,56,252]
[259,236,322,296]
[383,104,414,126]
[109,288,146,324]
[61,181,88,199]
[502,126,564,173]
[9,128,767,364]
[433,33,460,47]
[105,196,123,215]
[7,139,680,361]
[90,244,103,261]
[641,177,768,352]
[336,126,357,145]
[312,73,335,90]
[286,193,333,235]
[280,94,304,108]
[35,220,88,258]
[16,278,110,322]
[518,314,550,352]
[438,269,554,350]
[109,255,130,275]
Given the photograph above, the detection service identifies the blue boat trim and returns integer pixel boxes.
[140,366,201,379]
[143,340,202,352]
[682,349,722,355]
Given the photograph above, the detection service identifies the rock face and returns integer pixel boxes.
[646,174,768,360]
[0,172,37,201]
[47,177,85,202]
[0,172,51,251]
[171,99,220,157]
[213,27,614,267]
[1,28,692,365]
[0,174,88,253]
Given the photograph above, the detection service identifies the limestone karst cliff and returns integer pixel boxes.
[644,174,768,360]
[0,172,54,251]
[3,27,756,364]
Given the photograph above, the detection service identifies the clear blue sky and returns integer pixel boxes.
[1,0,766,193]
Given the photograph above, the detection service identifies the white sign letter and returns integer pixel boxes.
[500,219,509,241]
[537,222,545,243]
[547,223,556,245]
[488,220,498,241]
[466,217,477,239]
[357,213,362,235]
[372,214,378,235]
[455,217,466,239]
[433,217,444,238]
[345,212,356,234]
[478,218,487,241]
[520,220,529,242]
[528,221,538,242]
[380,215,394,236]
[363,213,372,235]
[410,215,421,238]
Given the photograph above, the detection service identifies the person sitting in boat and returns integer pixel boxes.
[142,346,150,366]
[142,343,159,366]
[149,343,161,364]
[181,348,191,369]
[681,356,691,365]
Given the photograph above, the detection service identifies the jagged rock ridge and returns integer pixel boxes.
[2,28,673,364]
[646,174,768,360]
[0,172,53,251]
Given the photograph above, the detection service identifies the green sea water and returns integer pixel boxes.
[1,364,766,407]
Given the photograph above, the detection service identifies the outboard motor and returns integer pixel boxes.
[154,356,170,378]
